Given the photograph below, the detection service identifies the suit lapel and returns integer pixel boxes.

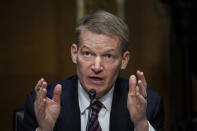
[57,76,81,131]
[110,77,134,131]
[70,76,81,130]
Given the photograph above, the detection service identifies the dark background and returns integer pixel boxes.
[0,0,196,130]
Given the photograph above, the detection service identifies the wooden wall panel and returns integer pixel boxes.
[55,0,76,80]
[0,1,57,74]
[0,0,76,130]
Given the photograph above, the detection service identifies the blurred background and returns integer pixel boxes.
[0,0,197,130]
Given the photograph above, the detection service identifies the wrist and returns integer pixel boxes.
[37,127,53,131]
[134,119,149,131]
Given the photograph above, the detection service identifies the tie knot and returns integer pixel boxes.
[91,101,102,113]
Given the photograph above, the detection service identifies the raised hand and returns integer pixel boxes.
[34,78,62,131]
[127,70,148,131]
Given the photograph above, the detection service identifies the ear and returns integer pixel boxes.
[120,51,130,70]
[71,43,78,64]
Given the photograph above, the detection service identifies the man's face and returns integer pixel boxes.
[71,29,130,98]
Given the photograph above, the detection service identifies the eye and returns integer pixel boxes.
[105,54,113,59]
[84,51,91,57]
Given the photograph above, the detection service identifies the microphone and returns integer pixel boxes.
[88,89,96,104]
[86,89,96,131]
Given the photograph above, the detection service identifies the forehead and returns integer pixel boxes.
[79,29,121,51]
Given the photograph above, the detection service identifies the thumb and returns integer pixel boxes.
[52,84,62,103]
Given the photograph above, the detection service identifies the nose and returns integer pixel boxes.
[91,56,103,73]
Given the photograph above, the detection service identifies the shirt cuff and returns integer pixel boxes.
[134,121,155,131]
[148,121,155,131]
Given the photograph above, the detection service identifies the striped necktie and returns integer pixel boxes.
[88,101,102,131]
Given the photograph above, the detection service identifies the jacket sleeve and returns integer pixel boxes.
[23,92,38,131]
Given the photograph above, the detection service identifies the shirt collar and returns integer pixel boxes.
[78,80,115,114]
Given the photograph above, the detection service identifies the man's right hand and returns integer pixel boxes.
[34,78,62,131]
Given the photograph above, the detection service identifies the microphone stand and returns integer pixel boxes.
[86,89,96,131]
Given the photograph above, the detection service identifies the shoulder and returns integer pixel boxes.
[45,75,78,98]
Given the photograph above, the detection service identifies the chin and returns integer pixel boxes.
[95,92,104,99]
[96,88,111,98]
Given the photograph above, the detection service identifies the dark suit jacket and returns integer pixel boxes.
[23,75,164,131]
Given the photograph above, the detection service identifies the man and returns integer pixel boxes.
[23,11,164,131]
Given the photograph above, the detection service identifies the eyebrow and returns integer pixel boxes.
[80,45,118,54]
[103,48,116,52]
[80,45,92,51]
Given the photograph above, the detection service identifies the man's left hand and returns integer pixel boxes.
[127,70,148,131]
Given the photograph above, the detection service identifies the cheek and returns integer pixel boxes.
[105,62,121,80]
[76,56,90,75]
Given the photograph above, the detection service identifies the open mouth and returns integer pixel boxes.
[88,76,104,84]
[89,76,103,80]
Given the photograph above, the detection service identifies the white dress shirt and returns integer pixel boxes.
[78,81,155,131]
[78,81,114,131]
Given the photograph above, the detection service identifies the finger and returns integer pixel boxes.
[36,87,47,110]
[41,81,47,89]
[138,80,147,98]
[136,91,147,104]
[34,79,47,119]
[137,70,147,95]
[35,81,47,113]
[41,97,47,116]
[137,70,147,88]
[40,87,47,100]
[35,89,47,114]
[35,78,44,93]
[39,81,48,99]
[136,85,146,100]
[36,81,47,103]
[136,85,139,95]
[52,84,62,103]
[129,75,137,95]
